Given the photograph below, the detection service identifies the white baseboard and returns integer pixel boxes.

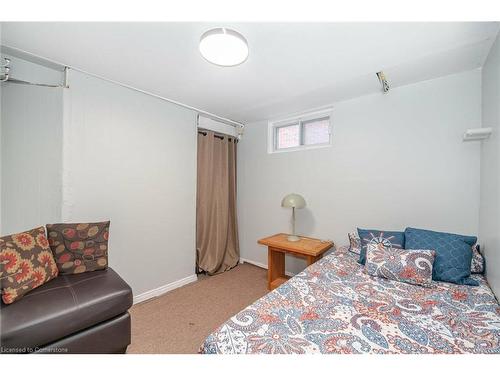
[240,257,295,277]
[133,274,198,305]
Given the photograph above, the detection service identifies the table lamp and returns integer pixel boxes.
[281,193,306,242]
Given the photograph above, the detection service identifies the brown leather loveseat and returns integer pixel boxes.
[0,268,132,354]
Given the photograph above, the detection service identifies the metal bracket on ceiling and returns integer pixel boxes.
[376,71,390,93]
[236,124,244,139]
[63,67,70,88]
[0,56,70,88]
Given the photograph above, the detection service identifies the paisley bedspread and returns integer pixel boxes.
[200,246,500,354]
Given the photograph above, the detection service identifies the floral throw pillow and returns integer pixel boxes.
[0,227,59,304]
[348,232,361,255]
[357,228,405,265]
[471,243,485,274]
[46,221,110,275]
[365,244,435,288]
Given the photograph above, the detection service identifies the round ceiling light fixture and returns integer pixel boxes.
[199,28,248,67]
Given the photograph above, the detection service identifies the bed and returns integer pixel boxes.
[200,246,500,354]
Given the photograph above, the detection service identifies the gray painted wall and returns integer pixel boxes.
[1,23,2,232]
[238,70,482,275]
[480,33,500,299]
[62,70,197,296]
[1,59,198,297]
[0,56,64,235]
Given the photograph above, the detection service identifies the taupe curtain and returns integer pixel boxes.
[196,130,239,275]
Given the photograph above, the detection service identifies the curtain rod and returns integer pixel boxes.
[3,77,64,88]
[198,129,238,142]
[1,44,245,130]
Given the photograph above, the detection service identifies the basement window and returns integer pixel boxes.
[268,109,333,153]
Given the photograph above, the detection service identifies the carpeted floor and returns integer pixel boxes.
[127,263,268,354]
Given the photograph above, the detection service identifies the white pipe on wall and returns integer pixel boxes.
[1,44,245,130]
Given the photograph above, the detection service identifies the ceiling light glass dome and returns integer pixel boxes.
[199,28,248,67]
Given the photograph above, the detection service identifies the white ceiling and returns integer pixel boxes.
[1,22,499,123]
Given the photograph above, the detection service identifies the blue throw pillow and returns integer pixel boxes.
[404,227,478,286]
[357,228,405,265]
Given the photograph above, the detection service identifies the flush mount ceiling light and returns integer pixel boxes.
[199,28,248,67]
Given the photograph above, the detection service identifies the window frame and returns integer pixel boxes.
[268,108,333,154]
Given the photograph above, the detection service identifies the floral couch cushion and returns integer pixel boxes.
[365,245,435,287]
[0,226,59,304]
[46,221,110,275]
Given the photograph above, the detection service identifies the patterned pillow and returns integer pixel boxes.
[46,221,110,275]
[348,232,361,255]
[365,245,435,287]
[404,227,478,286]
[357,228,405,265]
[471,243,485,274]
[0,227,59,304]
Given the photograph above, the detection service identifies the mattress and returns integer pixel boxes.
[200,246,500,354]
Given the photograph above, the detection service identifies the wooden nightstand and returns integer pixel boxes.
[258,233,334,290]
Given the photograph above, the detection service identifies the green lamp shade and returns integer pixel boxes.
[281,193,306,209]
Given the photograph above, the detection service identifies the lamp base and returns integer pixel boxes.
[287,235,301,242]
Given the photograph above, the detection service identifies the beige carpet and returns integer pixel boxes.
[127,263,268,354]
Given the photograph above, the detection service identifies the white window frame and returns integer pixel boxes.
[267,108,333,153]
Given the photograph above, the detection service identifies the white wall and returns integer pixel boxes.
[1,56,64,235]
[62,70,197,296]
[480,33,500,298]
[1,58,198,297]
[238,70,482,274]
[1,23,3,233]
